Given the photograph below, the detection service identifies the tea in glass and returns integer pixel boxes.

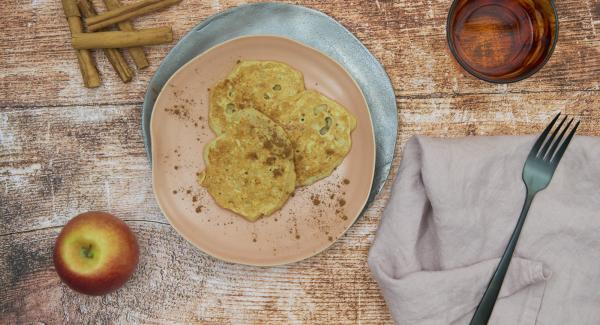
[447,0,558,83]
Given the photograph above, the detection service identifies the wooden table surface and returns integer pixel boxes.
[2,0,599,323]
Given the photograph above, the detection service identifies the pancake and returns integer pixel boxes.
[198,108,296,221]
[208,60,305,134]
[274,90,357,186]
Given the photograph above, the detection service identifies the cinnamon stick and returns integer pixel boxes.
[85,0,182,32]
[61,0,101,88]
[72,27,173,49]
[103,0,149,69]
[77,0,133,83]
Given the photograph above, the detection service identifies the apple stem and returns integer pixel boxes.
[81,244,94,259]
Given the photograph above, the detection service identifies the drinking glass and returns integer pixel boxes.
[447,0,558,83]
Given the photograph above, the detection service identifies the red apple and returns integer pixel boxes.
[53,211,139,295]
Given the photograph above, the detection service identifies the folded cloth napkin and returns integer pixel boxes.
[368,136,600,325]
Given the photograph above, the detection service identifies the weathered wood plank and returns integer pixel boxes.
[0,220,392,324]
[2,93,599,235]
[1,0,600,108]
[0,104,156,236]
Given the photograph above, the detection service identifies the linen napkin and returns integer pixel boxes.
[368,136,600,325]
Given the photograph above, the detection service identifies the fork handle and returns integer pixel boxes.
[470,193,535,325]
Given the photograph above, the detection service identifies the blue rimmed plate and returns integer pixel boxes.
[143,2,397,218]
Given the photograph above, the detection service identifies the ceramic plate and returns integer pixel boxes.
[151,35,375,266]
[142,3,397,211]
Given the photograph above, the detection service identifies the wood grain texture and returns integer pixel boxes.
[1,0,600,324]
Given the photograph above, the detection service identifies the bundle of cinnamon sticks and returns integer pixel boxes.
[61,0,181,87]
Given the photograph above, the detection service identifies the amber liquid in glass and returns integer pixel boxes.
[448,0,556,82]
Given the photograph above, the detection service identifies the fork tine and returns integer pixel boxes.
[546,118,573,160]
[529,113,560,158]
[551,120,580,165]
[540,115,568,158]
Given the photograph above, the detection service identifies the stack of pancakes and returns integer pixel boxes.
[198,61,356,221]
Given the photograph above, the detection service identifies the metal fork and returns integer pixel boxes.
[470,114,580,325]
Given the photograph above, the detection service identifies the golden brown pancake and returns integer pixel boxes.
[274,90,357,186]
[208,60,305,134]
[198,108,296,221]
